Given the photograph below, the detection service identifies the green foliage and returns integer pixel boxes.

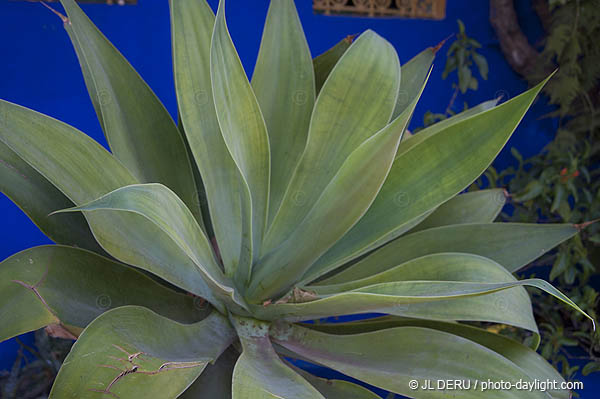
[0,0,594,397]
[468,0,600,379]
[443,20,489,94]
[534,0,600,119]
[420,19,489,129]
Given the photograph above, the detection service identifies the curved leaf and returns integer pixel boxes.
[230,316,325,399]
[252,0,315,225]
[212,0,271,282]
[55,183,246,313]
[180,346,238,399]
[249,86,423,301]
[309,252,525,295]
[0,245,208,342]
[283,274,592,328]
[0,100,137,206]
[307,79,547,281]
[60,0,202,222]
[252,285,539,334]
[170,0,242,274]
[408,189,506,233]
[0,141,103,254]
[308,317,568,398]
[50,307,235,399]
[319,223,578,285]
[263,30,401,254]
[271,324,554,398]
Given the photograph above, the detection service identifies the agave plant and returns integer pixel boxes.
[0,0,595,398]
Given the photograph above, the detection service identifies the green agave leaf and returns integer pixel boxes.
[0,102,218,315]
[307,317,568,398]
[312,35,354,94]
[0,245,208,343]
[319,223,578,285]
[263,30,401,254]
[392,46,436,119]
[309,252,526,295]
[271,324,550,398]
[177,112,209,235]
[50,306,235,399]
[249,82,423,301]
[408,189,506,233]
[60,0,202,223]
[170,0,242,274]
[55,183,246,314]
[303,78,551,282]
[0,100,137,205]
[284,279,594,331]
[212,0,271,283]
[252,281,540,334]
[286,361,380,399]
[230,316,325,399]
[0,141,104,254]
[398,98,500,156]
[252,0,315,226]
[180,346,238,399]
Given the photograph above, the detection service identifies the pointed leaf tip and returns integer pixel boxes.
[345,34,358,43]
[42,2,69,23]
[432,34,452,54]
[575,218,600,231]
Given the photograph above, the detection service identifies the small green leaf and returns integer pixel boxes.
[550,251,569,281]
[473,52,489,80]
[582,361,600,376]
[551,184,566,213]
[513,180,545,202]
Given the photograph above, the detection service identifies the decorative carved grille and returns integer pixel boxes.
[15,0,136,5]
[313,0,446,19]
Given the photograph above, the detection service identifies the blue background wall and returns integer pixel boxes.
[0,0,595,396]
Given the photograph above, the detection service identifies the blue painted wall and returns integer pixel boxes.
[1,0,595,396]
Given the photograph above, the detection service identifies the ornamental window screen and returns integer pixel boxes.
[16,0,137,5]
[313,0,446,19]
